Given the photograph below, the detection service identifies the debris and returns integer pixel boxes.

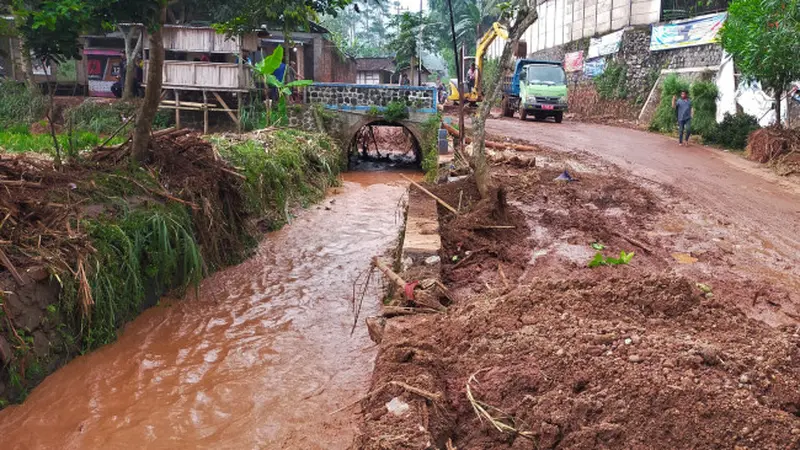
[672,252,699,264]
[554,170,575,182]
[424,255,441,265]
[611,231,654,254]
[0,246,24,285]
[400,174,459,215]
[386,397,410,416]
[628,354,643,363]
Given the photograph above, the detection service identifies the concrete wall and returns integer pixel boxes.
[529,27,723,102]
[305,83,437,112]
[488,0,661,58]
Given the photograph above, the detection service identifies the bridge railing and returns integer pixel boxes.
[304,83,438,114]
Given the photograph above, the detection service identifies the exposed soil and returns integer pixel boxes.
[357,132,800,448]
[747,127,800,177]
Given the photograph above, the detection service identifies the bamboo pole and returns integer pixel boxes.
[399,174,459,215]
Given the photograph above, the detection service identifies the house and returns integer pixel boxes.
[355,57,395,85]
[261,22,356,83]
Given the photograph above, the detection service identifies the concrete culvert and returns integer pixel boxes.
[349,121,423,171]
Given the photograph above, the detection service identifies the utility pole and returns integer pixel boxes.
[446,0,465,155]
[418,0,423,86]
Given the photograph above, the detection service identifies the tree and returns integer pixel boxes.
[118,24,143,100]
[471,0,538,199]
[719,0,800,127]
[388,12,436,84]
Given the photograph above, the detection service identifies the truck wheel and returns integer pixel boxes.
[501,98,514,117]
[555,112,564,123]
[519,108,527,120]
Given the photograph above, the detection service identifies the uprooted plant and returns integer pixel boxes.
[588,250,635,268]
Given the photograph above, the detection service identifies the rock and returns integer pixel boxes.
[624,338,632,345]
[33,330,49,357]
[697,345,721,366]
[739,374,750,384]
[402,256,413,271]
[556,348,565,356]
[628,355,643,363]
[424,255,441,266]
[0,336,11,364]
[630,334,642,345]
[366,316,386,344]
[791,428,800,435]
[386,397,410,416]
[25,266,49,282]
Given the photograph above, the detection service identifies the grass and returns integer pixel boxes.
[210,129,344,229]
[60,203,203,352]
[420,113,443,182]
[0,80,46,130]
[0,130,126,155]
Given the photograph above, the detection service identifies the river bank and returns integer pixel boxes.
[0,128,344,408]
[0,171,414,448]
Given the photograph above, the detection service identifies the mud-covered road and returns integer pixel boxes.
[481,117,800,325]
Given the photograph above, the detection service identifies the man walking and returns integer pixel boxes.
[672,90,693,146]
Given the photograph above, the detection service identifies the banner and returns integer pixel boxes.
[587,29,624,59]
[564,51,584,73]
[650,12,727,51]
[584,58,606,78]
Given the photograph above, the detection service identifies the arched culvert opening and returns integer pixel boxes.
[348,120,422,171]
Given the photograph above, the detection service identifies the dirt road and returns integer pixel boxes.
[481,117,800,325]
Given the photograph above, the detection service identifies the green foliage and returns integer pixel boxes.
[419,113,443,182]
[64,101,138,135]
[0,80,46,129]
[253,46,314,126]
[210,130,344,228]
[588,250,635,268]
[212,0,355,36]
[689,80,718,137]
[387,12,437,73]
[649,74,690,133]
[62,203,203,351]
[594,59,628,100]
[720,0,800,110]
[0,130,125,154]
[702,112,761,150]
[384,101,410,122]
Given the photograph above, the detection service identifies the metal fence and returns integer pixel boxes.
[661,0,730,21]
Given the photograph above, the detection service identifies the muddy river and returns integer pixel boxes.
[0,172,414,449]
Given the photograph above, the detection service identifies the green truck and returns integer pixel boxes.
[501,59,568,123]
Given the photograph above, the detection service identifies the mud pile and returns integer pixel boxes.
[357,151,800,448]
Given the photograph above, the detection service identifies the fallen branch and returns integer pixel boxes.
[0,246,24,285]
[382,306,441,317]
[372,256,407,291]
[611,231,653,254]
[453,247,488,268]
[442,122,539,152]
[400,174,459,215]
[98,112,136,149]
[472,225,516,230]
[0,180,44,188]
[389,380,443,403]
[466,369,534,440]
[107,174,199,210]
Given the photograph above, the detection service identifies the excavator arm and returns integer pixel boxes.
[474,22,509,98]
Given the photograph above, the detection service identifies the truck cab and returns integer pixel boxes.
[502,60,568,123]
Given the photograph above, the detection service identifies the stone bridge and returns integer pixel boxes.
[303,83,439,151]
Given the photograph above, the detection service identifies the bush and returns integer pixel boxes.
[384,100,410,122]
[649,74,690,133]
[594,59,628,100]
[0,81,46,129]
[703,112,761,150]
[482,58,502,105]
[690,80,718,137]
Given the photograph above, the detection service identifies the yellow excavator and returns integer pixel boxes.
[447,22,509,105]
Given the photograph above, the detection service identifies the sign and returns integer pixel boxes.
[587,29,624,59]
[584,58,606,78]
[650,12,727,51]
[564,51,584,73]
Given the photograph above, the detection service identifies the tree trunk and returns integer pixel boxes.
[472,1,539,199]
[775,89,783,128]
[121,27,144,100]
[19,40,35,90]
[131,6,167,163]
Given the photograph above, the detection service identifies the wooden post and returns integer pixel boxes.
[237,92,243,132]
[202,90,209,134]
[174,90,181,129]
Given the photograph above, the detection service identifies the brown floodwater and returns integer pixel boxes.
[0,171,417,450]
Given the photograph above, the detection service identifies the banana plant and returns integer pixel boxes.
[253,46,313,125]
